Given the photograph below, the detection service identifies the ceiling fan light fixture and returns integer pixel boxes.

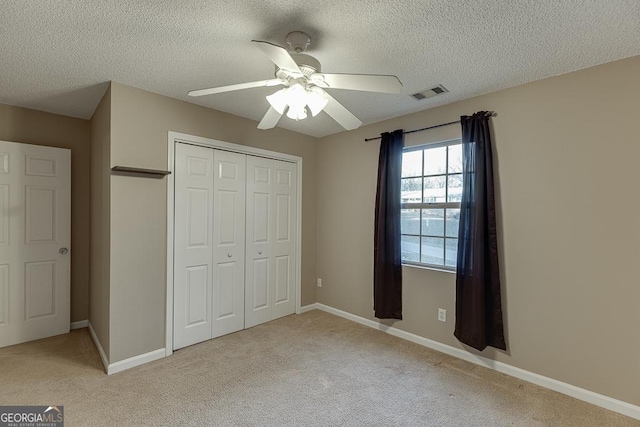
[286,104,308,121]
[266,89,288,114]
[307,87,328,117]
[267,83,326,121]
[191,35,402,131]
[284,84,308,120]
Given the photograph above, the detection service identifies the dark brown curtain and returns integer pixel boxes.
[454,112,506,351]
[374,129,404,319]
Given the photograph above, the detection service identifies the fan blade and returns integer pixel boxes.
[323,93,363,130]
[315,73,402,94]
[252,40,302,75]
[188,79,283,97]
[257,106,283,130]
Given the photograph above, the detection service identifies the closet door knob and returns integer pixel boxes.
[227,252,232,258]
[258,250,263,255]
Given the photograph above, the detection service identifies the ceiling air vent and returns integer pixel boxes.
[411,84,448,101]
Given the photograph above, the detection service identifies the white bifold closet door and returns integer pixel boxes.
[245,156,297,328]
[173,143,245,350]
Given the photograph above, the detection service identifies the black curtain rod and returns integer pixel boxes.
[364,111,495,142]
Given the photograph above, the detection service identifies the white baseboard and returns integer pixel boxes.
[299,303,318,314]
[87,321,165,375]
[107,348,165,375]
[313,303,640,421]
[88,321,109,374]
[70,320,88,330]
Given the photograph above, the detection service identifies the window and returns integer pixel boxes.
[401,139,462,269]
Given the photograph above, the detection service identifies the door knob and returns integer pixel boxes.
[59,248,69,255]
[227,252,232,258]
[258,250,263,255]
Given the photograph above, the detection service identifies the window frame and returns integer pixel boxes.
[401,138,462,271]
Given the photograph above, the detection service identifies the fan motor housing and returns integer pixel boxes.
[291,53,321,73]
[275,53,322,80]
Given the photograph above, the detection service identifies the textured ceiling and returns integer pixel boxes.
[1,1,639,138]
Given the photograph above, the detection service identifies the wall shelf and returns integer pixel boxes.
[111,166,171,178]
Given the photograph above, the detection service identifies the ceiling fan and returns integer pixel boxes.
[188,31,402,131]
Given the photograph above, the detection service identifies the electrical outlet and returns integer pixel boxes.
[438,308,447,322]
[317,278,322,287]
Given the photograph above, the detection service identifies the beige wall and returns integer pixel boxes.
[89,86,111,359]
[316,56,640,406]
[0,103,91,323]
[108,82,318,363]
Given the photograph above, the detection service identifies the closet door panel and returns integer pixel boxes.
[274,255,290,304]
[251,258,269,309]
[174,144,214,349]
[211,150,246,338]
[272,160,297,319]
[245,156,274,328]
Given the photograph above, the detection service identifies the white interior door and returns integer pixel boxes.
[211,150,245,338]
[0,140,71,349]
[245,156,297,328]
[174,143,214,350]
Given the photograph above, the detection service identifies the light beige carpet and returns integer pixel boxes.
[0,310,637,426]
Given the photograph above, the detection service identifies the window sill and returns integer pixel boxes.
[401,263,456,274]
